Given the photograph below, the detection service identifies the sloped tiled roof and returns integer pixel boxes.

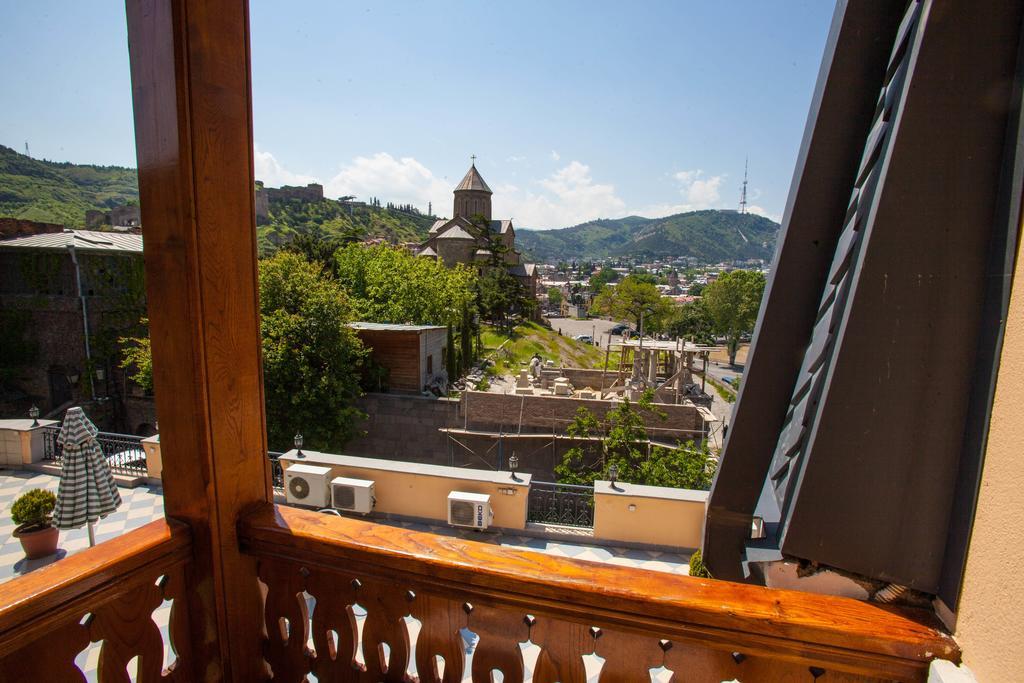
[490,219,513,234]
[417,246,438,257]
[436,225,476,240]
[0,229,143,254]
[454,164,492,193]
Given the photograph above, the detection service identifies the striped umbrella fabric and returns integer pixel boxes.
[52,407,122,530]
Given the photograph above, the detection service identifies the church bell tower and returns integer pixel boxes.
[453,156,493,221]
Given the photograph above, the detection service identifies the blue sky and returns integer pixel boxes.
[0,1,834,229]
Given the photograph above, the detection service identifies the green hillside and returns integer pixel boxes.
[256,199,435,255]
[0,145,138,226]
[0,144,435,245]
[517,210,779,263]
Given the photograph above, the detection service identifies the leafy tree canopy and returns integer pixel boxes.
[591,275,674,332]
[259,252,368,451]
[555,391,717,490]
[589,266,618,293]
[702,269,766,364]
[665,299,715,345]
[334,243,477,327]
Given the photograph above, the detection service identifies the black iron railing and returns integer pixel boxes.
[527,481,595,528]
[42,425,148,478]
[268,451,284,490]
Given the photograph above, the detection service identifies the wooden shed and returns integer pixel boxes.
[349,322,448,393]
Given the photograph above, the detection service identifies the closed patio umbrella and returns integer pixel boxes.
[52,407,122,546]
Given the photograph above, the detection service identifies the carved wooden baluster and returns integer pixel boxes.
[0,615,91,681]
[91,574,167,683]
[309,574,365,682]
[531,618,591,683]
[468,604,525,683]
[411,592,465,683]
[588,630,664,682]
[359,577,413,681]
[259,560,313,682]
[159,567,193,681]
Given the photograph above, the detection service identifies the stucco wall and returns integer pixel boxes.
[593,480,707,549]
[281,451,530,529]
[954,223,1024,678]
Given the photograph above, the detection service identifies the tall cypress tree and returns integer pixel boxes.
[446,324,459,378]
[460,302,474,370]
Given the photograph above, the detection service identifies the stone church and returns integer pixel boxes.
[417,162,537,296]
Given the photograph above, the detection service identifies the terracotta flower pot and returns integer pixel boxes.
[13,524,59,560]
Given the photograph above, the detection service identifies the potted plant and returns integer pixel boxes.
[11,489,58,559]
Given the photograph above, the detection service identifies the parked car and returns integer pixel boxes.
[574,335,594,344]
[609,324,631,336]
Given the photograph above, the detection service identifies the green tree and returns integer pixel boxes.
[119,253,368,451]
[588,266,618,293]
[702,269,766,365]
[555,390,717,490]
[547,286,563,309]
[334,243,477,326]
[460,301,475,370]
[665,299,715,345]
[446,324,459,379]
[259,252,368,451]
[476,267,521,330]
[591,275,674,332]
[119,318,153,393]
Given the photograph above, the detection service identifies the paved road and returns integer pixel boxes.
[544,316,621,349]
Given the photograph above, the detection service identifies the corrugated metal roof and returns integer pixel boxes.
[0,229,143,254]
[349,322,446,332]
[436,225,475,240]
[454,164,492,193]
[417,246,438,257]
[428,219,449,234]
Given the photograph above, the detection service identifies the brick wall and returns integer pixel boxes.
[461,390,705,440]
[345,393,461,466]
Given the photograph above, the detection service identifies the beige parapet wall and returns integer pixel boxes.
[593,480,708,549]
[141,434,162,481]
[280,450,532,529]
[0,419,58,467]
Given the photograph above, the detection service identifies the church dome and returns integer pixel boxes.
[454,163,492,194]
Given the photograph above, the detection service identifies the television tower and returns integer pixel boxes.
[738,157,749,214]
[24,141,30,158]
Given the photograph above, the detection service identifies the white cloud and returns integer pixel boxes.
[506,155,526,163]
[747,204,783,223]
[254,144,318,187]
[673,169,725,207]
[325,152,450,213]
[550,150,561,161]
[493,161,627,229]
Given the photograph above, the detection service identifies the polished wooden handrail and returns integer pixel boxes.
[240,503,958,681]
[0,519,191,659]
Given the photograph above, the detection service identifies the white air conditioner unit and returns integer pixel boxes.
[331,476,376,514]
[447,491,493,530]
[284,464,332,508]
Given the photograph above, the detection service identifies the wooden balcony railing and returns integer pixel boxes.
[240,503,959,682]
[0,519,192,681]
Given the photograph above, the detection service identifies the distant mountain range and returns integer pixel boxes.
[517,210,780,263]
[0,145,434,248]
[1,145,780,264]
[0,145,138,226]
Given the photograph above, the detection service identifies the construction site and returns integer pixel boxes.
[344,337,722,480]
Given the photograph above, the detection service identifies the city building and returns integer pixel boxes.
[417,162,538,297]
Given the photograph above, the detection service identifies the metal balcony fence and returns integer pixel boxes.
[42,424,148,478]
[527,480,595,528]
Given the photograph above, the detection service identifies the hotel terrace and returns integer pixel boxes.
[0,2,1023,682]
